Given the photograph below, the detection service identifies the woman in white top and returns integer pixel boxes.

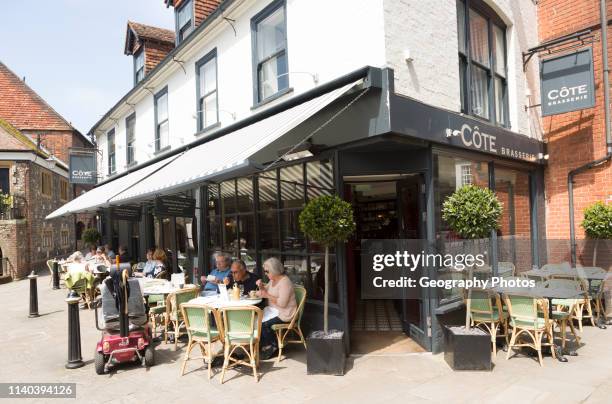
[256,257,297,359]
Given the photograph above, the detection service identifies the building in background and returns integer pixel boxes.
[0,61,95,280]
[536,0,612,268]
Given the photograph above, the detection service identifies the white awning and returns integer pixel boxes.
[109,80,359,205]
[45,157,177,219]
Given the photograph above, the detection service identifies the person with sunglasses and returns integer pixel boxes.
[256,257,297,360]
[223,259,260,295]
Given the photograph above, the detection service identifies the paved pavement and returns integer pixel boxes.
[2,274,612,403]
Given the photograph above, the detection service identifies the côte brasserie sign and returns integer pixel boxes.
[540,48,595,117]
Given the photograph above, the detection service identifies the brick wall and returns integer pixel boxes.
[20,129,88,165]
[538,0,612,248]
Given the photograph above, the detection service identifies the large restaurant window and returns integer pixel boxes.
[457,0,508,126]
[205,158,336,302]
[196,49,218,131]
[107,129,116,175]
[154,87,169,152]
[252,0,289,104]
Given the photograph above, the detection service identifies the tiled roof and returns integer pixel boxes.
[0,61,75,132]
[0,118,48,156]
[126,21,175,53]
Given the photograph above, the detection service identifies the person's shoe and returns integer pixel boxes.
[260,346,278,360]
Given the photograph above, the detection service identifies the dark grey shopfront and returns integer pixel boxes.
[98,66,546,353]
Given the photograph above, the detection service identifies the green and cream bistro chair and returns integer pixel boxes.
[504,294,555,366]
[272,285,308,363]
[219,306,263,384]
[179,304,221,378]
[542,278,581,350]
[467,288,509,358]
[164,286,200,350]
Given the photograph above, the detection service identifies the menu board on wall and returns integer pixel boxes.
[154,196,195,217]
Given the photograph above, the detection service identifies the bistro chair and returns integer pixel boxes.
[219,306,263,384]
[550,274,593,331]
[542,280,581,350]
[498,262,516,278]
[504,294,555,366]
[164,286,200,350]
[588,277,607,324]
[69,278,93,309]
[148,294,166,338]
[467,288,508,358]
[273,285,308,363]
[179,304,221,379]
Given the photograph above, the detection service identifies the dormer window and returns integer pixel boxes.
[176,0,194,44]
[134,50,145,84]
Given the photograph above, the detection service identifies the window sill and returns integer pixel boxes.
[251,87,294,110]
[153,146,171,156]
[194,121,221,138]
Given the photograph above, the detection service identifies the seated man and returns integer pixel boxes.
[200,253,231,294]
[117,245,131,263]
[223,259,260,295]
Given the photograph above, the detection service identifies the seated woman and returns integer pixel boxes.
[256,257,297,359]
[150,248,167,278]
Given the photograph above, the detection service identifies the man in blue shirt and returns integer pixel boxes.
[201,253,231,293]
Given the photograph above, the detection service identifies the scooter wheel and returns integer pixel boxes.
[144,346,155,367]
[94,351,106,375]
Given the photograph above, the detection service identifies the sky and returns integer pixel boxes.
[0,0,174,134]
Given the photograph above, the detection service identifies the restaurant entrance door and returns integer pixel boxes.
[344,174,428,353]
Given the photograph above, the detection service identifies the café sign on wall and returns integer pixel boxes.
[69,151,97,184]
[540,48,595,116]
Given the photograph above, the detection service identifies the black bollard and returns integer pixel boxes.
[65,297,84,369]
[52,261,60,290]
[28,271,39,318]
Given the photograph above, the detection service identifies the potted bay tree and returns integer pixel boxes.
[299,195,355,375]
[581,201,612,267]
[441,184,502,370]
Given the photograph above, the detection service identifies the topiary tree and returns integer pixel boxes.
[300,195,355,333]
[581,201,612,266]
[82,228,101,249]
[442,185,503,327]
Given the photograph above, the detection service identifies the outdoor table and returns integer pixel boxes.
[491,286,583,362]
[189,295,262,308]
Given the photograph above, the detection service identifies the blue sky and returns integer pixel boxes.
[0,1,174,134]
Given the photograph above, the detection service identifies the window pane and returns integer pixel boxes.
[307,254,338,303]
[238,214,255,252]
[200,59,217,94]
[495,76,507,125]
[208,184,221,215]
[208,215,222,249]
[158,121,169,149]
[223,216,237,251]
[469,9,489,67]
[459,57,467,112]
[258,172,277,210]
[457,0,466,53]
[0,168,9,194]
[259,210,279,250]
[281,210,305,253]
[470,66,489,119]
[157,93,168,122]
[135,52,144,70]
[259,55,279,101]
[237,178,254,212]
[493,25,506,76]
[306,160,334,195]
[280,165,304,208]
[256,7,285,61]
[203,93,218,127]
[221,180,236,215]
[178,1,192,28]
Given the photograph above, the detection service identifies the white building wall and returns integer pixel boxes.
[96,0,386,181]
[383,0,541,138]
[95,0,541,182]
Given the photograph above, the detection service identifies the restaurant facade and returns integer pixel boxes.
[48,0,554,353]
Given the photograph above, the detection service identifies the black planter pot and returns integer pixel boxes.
[443,326,492,371]
[306,330,346,375]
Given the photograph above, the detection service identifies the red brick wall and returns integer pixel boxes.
[20,129,89,166]
[538,0,612,244]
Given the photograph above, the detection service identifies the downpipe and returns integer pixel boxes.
[568,0,612,266]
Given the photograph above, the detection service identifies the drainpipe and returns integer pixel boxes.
[568,0,612,266]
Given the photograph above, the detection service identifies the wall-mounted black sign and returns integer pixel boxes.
[69,152,97,184]
[154,196,195,217]
[391,95,544,163]
[112,206,141,222]
[541,48,595,116]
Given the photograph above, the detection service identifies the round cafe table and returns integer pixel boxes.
[188,295,262,308]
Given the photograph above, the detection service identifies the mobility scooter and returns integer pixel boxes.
[94,266,155,374]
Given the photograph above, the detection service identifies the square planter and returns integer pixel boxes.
[443,326,491,371]
[306,330,346,375]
